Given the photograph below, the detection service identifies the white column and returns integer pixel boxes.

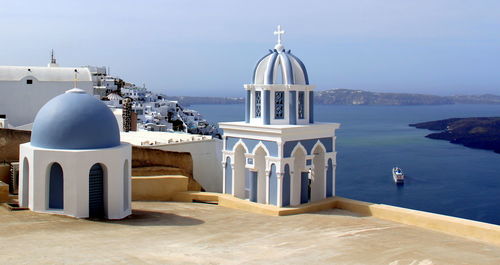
[230,163,236,196]
[221,161,227,194]
[277,172,284,207]
[265,170,270,204]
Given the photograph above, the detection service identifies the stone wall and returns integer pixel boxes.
[132,175,189,201]
[0,128,31,162]
[132,146,201,191]
[144,139,222,192]
[131,146,192,177]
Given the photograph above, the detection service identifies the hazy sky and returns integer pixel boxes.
[1,0,499,96]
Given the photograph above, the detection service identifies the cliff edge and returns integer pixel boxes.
[410,117,500,153]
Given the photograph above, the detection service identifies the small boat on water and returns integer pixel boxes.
[392,167,404,184]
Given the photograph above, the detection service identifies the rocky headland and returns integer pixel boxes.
[409,117,500,153]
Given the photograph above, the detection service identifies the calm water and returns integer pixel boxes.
[193,104,500,225]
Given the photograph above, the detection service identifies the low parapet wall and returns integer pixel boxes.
[335,197,500,246]
[132,175,189,201]
[172,192,500,246]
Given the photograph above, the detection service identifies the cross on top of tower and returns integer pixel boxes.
[274,25,285,45]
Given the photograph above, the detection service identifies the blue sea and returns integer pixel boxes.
[192,104,500,225]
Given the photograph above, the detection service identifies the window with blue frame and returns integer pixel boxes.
[255,91,261,118]
[298,91,305,119]
[275,91,284,119]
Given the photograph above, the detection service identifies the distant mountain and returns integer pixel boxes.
[167,89,500,106]
[449,94,500,104]
[316,89,500,105]
[315,89,454,105]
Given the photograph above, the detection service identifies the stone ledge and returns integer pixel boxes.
[171,191,500,246]
[335,197,500,246]
[132,175,189,201]
[173,191,221,203]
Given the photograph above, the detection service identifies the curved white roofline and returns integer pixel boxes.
[0,66,92,82]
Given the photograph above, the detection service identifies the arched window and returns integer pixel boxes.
[282,164,291,207]
[326,159,334,197]
[48,163,64,210]
[274,91,285,119]
[89,163,105,218]
[255,91,262,118]
[298,91,305,119]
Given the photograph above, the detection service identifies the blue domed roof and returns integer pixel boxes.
[31,88,121,149]
[252,45,309,85]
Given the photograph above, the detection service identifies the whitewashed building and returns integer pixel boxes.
[219,26,340,207]
[0,54,93,127]
[19,88,131,219]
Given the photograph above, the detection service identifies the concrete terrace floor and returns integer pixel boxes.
[1,202,499,265]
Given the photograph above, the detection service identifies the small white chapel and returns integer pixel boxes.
[18,87,132,219]
[219,26,340,207]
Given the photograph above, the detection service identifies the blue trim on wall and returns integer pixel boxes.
[283,137,333,158]
[250,171,258,202]
[245,90,251,123]
[289,91,297,125]
[269,164,277,206]
[283,164,291,207]
[264,90,271,124]
[226,137,279,157]
[309,91,314,123]
[224,157,232,194]
[326,158,333,197]
[264,52,279,85]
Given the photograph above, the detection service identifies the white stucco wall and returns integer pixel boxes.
[0,66,93,127]
[19,143,132,219]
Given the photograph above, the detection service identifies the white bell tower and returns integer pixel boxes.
[219,26,340,207]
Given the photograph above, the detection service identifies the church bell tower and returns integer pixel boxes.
[219,26,340,207]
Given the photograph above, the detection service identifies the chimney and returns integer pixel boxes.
[122,98,132,132]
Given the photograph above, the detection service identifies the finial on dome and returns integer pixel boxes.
[274,25,285,51]
[51,49,56,64]
[73,69,79,88]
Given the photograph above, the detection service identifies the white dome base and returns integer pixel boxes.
[19,143,132,220]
